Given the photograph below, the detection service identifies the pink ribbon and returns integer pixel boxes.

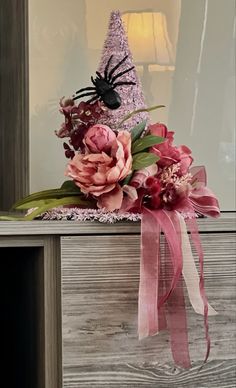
[186,217,212,364]
[139,208,191,368]
[189,166,220,218]
[139,209,161,338]
[138,165,220,367]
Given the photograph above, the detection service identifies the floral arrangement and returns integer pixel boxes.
[3,10,221,369]
[7,96,220,369]
[54,99,207,217]
[10,99,218,221]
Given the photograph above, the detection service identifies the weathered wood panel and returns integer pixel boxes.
[62,361,236,388]
[0,0,29,210]
[43,236,62,388]
[0,212,235,235]
[0,235,62,388]
[61,233,236,387]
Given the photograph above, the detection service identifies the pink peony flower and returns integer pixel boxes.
[149,122,193,173]
[84,124,116,153]
[65,131,132,211]
[97,185,123,211]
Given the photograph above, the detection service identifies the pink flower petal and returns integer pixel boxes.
[97,185,123,211]
[122,185,138,200]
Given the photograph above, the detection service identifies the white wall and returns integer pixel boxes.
[29,0,235,210]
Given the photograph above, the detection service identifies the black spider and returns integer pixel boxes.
[73,55,136,110]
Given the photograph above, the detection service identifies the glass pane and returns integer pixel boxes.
[29,0,235,210]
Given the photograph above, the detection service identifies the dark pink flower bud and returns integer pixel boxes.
[145,176,156,188]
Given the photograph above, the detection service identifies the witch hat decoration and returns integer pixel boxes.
[96,10,150,130]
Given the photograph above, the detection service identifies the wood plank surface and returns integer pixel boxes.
[0,212,235,235]
[61,233,236,387]
[0,236,45,247]
[0,0,29,210]
[62,361,236,388]
[43,236,62,388]
[0,235,62,388]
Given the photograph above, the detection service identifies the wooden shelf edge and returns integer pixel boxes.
[0,212,235,235]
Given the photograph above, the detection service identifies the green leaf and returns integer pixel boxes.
[121,172,133,186]
[130,120,147,142]
[23,196,95,221]
[0,215,27,221]
[117,105,165,127]
[15,198,58,210]
[0,196,95,221]
[132,135,164,154]
[132,152,160,170]
[12,187,81,210]
[60,180,79,191]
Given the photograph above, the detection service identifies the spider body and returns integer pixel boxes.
[92,78,121,109]
[73,55,136,110]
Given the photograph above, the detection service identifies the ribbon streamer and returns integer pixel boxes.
[139,209,160,338]
[139,208,191,368]
[138,166,220,367]
[186,217,213,364]
[180,216,217,316]
[139,207,219,368]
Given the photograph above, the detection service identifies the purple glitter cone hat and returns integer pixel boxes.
[97,10,150,130]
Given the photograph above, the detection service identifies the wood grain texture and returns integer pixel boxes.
[0,214,235,387]
[0,0,29,210]
[0,236,45,247]
[43,236,63,388]
[61,233,236,387]
[0,235,62,388]
[63,361,236,388]
[0,212,235,235]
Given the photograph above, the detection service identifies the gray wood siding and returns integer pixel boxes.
[0,213,235,387]
[61,232,236,387]
[0,212,235,235]
[0,0,29,210]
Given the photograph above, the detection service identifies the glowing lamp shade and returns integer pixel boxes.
[122,12,174,68]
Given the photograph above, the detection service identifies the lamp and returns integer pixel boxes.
[122,11,175,103]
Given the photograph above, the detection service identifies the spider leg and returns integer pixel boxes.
[75,86,96,94]
[91,76,96,86]
[87,95,99,103]
[111,66,135,83]
[112,81,136,88]
[73,91,97,101]
[108,54,128,80]
[104,55,113,80]
[96,71,102,79]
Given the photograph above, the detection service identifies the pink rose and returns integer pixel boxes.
[65,131,132,211]
[148,123,174,143]
[84,124,116,153]
[149,122,193,172]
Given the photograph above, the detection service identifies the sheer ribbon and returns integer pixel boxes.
[138,167,220,368]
